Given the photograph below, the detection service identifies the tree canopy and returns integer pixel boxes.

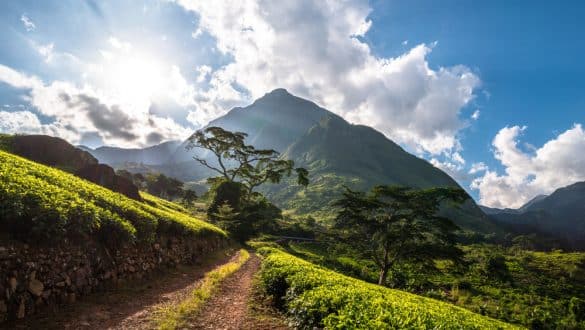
[334,185,468,285]
[186,126,308,198]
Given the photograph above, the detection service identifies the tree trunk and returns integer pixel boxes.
[378,266,389,285]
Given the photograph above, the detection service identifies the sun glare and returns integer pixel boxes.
[96,51,167,115]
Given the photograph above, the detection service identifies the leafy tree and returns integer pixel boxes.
[145,173,184,200]
[181,189,198,206]
[186,126,308,199]
[333,185,468,285]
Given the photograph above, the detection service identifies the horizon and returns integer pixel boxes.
[1,0,585,209]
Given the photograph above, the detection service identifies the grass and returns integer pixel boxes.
[152,249,250,329]
[257,247,521,329]
[0,150,226,244]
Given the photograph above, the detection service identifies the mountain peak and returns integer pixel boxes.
[266,88,291,96]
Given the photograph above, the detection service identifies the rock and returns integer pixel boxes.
[12,135,98,171]
[75,164,141,201]
[8,277,17,292]
[28,278,44,296]
[17,300,25,319]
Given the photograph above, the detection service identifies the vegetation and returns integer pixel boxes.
[257,247,518,329]
[186,126,309,242]
[152,249,250,330]
[277,241,585,328]
[186,126,308,199]
[334,185,467,284]
[0,150,225,245]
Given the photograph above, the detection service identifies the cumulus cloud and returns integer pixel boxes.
[20,14,36,32]
[0,110,42,133]
[175,0,480,155]
[471,124,585,208]
[0,64,191,147]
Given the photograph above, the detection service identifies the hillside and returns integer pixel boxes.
[485,182,585,248]
[0,149,225,244]
[257,247,518,329]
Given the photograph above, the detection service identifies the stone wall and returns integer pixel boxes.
[0,235,226,322]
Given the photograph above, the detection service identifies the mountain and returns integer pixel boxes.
[486,183,585,248]
[83,140,181,166]
[87,89,501,233]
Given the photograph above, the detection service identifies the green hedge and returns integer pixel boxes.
[258,248,522,329]
[0,150,226,244]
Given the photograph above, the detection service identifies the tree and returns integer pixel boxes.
[145,173,184,200]
[182,189,198,206]
[334,185,468,285]
[186,126,308,199]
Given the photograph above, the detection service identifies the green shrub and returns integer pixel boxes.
[258,248,520,329]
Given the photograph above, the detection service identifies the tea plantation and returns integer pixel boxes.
[0,150,226,244]
[258,247,520,329]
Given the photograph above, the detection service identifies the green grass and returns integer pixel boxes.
[258,247,520,329]
[0,150,226,244]
[152,249,250,329]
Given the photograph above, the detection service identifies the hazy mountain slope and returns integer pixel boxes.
[488,182,585,248]
[83,140,181,166]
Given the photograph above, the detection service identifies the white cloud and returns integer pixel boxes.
[0,110,42,133]
[469,162,487,174]
[0,64,191,147]
[174,0,481,155]
[471,109,480,120]
[471,124,585,208]
[33,42,54,63]
[20,15,36,32]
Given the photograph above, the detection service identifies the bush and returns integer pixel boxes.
[0,150,226,245]
[258,248,519,329]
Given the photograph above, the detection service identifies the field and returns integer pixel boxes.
[257,247,519,329]
[0,150,226,245]
[275,241,585,328]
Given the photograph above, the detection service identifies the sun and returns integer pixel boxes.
[93,50,168,115]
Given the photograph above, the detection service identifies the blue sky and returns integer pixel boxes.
[1,0,584,208]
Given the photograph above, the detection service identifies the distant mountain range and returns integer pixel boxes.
[481,183,585,248]
[79,140,181,166]
[84,89,504,233]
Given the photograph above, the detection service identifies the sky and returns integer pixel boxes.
[1,0,584,208]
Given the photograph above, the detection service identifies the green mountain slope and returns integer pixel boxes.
[0,149,225,244]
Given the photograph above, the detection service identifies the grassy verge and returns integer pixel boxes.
[152,249,251,330]
[257,247,521,329]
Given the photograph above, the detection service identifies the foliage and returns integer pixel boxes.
[333,185,468,284]
[145,173,185,200]
[152,249,250,330]
[257,248,518,329]
[0,133,14,152]
[186,126,308,196]
[0,150,226,245]
[283,241,585,328]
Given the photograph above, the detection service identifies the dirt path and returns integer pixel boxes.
[188,254,289,330]
[6,249,237,330]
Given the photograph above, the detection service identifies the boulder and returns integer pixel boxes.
[12,135,97,171]
[28,279,44,297]
[75,164,142,201]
